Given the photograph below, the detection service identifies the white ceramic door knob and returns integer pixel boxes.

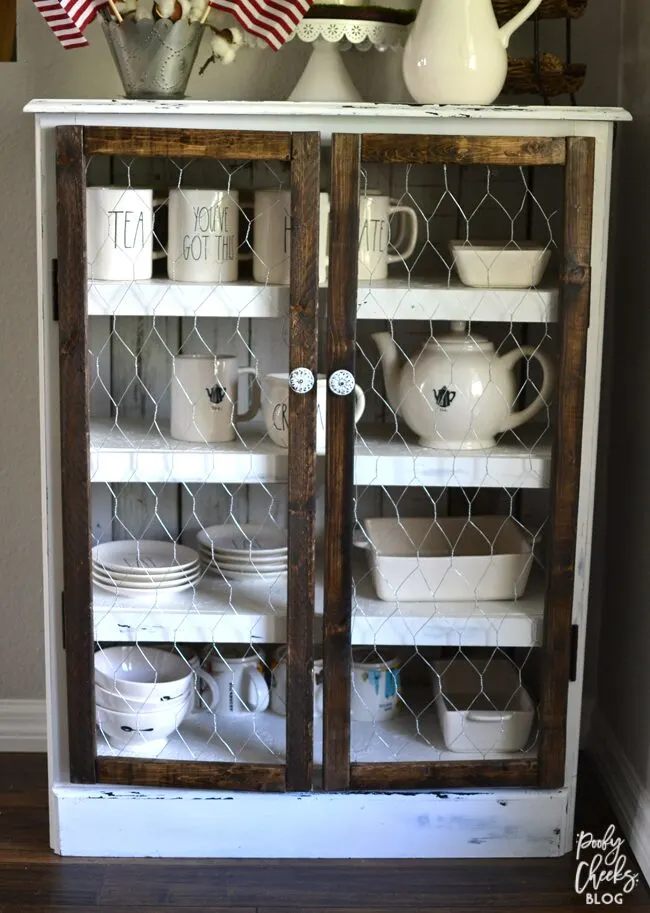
[328,370,356,396]
[289,368,315,394]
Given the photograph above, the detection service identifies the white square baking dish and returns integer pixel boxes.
[449,240,552,288]
[354,515,534,602]
[432,656,535,753]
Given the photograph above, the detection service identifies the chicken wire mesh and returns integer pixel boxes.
[88,153,300,764]
[83,148,562,776]
[347,160,561,764]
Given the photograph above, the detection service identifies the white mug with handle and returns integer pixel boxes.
[170,354,260,444]
[358,191,419,281]
[206,652,270,715]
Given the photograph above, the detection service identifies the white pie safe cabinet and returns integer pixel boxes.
[26,99,629,858]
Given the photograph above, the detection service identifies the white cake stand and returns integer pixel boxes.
[284,18,408,103]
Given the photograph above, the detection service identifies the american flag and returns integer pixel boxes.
[33,0,108,49]
[208,0,311,50]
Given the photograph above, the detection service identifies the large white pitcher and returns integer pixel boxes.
[402,0,543,105]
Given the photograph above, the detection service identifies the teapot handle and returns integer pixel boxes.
[499,0,543,48]
[497,346,555,434]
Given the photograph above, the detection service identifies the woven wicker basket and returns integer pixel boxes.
[493,0,587,24]
[504,52,586,96]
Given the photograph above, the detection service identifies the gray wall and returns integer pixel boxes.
[596,0,650,783]
[0,0,622,700]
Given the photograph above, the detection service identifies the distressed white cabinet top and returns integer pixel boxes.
[24,100,631,137]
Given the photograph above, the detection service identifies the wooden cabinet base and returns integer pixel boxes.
[50,784,571,857]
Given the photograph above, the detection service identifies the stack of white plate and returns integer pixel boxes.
[92,541,201,597]
[196,524,288,582]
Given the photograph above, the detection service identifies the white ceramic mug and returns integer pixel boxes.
[170,354,260,443]
[270,646,324,718]
[358,192,418,281]
[262,373,365,453]
[206,651,270,715]
[351,651,401,722]
[252,190,330,285]
[87,186,160,281]
[166,189,245,282]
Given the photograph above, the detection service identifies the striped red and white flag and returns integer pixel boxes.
[33,0,108,49]
[208,0,312,50]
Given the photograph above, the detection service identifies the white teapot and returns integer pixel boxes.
[372,322,554,450]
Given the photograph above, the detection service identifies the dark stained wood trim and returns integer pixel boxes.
[350,759,538,790]
[83,128,291,161]
[285,132,321,792]
[538,136,595,789]
[56,126,96,784]
[323,134,361,791]
[361,135,566,166]
[97,758,285,791]
[0,0,16,62]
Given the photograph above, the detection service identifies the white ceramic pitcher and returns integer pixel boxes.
[402,0,543,105]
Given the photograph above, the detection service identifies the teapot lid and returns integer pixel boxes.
[428,321,494,352]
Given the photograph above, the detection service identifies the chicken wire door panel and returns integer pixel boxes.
[56,125,320,792]
[323,133,594,792]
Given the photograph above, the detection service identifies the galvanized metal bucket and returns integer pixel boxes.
[102,18,203,99]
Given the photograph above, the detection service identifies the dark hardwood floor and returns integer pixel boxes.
[0,752,648,911]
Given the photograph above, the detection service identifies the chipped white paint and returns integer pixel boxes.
[31,101,622,858]
[24,99,632,121]
[52,783,568,858]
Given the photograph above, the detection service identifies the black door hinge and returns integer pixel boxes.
[61,591,66,650]
[569,624,579,682]
[52,258,59,322]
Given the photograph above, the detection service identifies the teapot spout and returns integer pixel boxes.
[371,331,403,415]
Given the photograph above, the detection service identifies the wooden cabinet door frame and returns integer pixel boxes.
[56,125,321,792]
[322,132,595,792]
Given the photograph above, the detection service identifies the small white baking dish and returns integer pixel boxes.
[354,516,533,602]
[432,656,535,753]
[449,240,552,288]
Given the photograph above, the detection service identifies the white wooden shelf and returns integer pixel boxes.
[351,570,544,647]
[87,277,558,323]
[355,424,551,488]
[96,690,537,765]
[90,418,288,484]
[93,566,544,647]
[88,279,288,319]
[356,278,558,323]
[90,418,551,488]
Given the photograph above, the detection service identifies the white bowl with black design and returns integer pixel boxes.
[96,694,193,753]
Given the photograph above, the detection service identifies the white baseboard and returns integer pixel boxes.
[0,699,47,752]
[590,713,650,885]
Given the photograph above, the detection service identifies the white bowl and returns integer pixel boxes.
[95,681,193,713]
[449,241,551,289]
[94,646,194,702]
[96,697,192,751]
